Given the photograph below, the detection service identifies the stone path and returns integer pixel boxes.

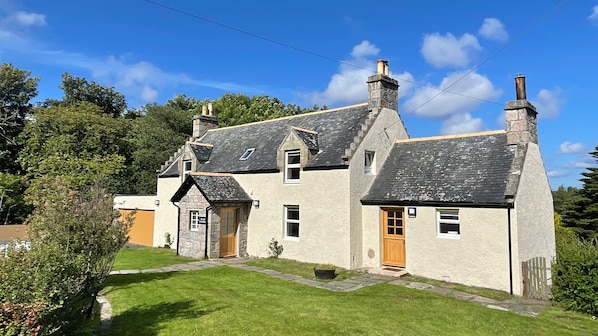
[101,258,549,329]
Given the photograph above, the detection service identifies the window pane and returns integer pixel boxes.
[397,228,403,235]
[388,227,395,235]
[288,168,300,180]
[287,222,299,237]
[184,161,192,170]
[396,220,403,228]
[387,218,394,227]
[287,208,299,220]
[287,152,300,164]
[440,223,460,234]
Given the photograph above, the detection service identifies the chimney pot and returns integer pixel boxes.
[515,74,526,100]
[208,102,213,116]
[383,61,389,76]
[202,105,207,116]
[376,59,385,75]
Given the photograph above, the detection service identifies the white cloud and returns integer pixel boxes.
[440,113,484,135]
[531,88,564,118]
[569,154,595,168]
[403,70,502,119]
[9,11,46,26]
[478,18,508,41]
[547,170,569,178]
[141,85,158,102]
[420,33,481,68]
[589,5,598,25]
[303,40,414,106]
[559,141,585,154]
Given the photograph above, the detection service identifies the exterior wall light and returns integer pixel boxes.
[253,200,260,209]
[155,200,160,206]
[407,207,416,218]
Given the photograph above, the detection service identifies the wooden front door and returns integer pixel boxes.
[219,208,237,257]
[382,208,406,267]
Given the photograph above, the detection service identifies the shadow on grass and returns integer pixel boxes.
[103,300,223,336]
[102,272,177,295]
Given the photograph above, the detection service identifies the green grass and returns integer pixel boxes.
[401,275,513,301]
[112,247,198,271]
[102,267,598,336]
[245,257,363,282]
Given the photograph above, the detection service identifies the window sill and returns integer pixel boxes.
[284,236,300,241]
[284,180,300,184]
[437,234,460,239]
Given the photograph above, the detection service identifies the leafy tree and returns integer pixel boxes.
[19,102,130,193]
[0,63,39,174]
[44,73,127,117]
[0,173,29,224]
[561,145,598,239]
[0,177,131,334]
[552,185,579,214]
[129,103,196,193]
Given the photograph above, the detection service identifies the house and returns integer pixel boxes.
[116,61,555,295]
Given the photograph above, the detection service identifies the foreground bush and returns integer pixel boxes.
[552,233,598,316]
[0,178,131,335]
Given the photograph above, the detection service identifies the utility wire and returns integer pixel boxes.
[403,0,570,117]
[143,0,502,106]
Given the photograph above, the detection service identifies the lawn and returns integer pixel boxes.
[112,247,198,271]
[102,267,598,335]
[246,257,363,282]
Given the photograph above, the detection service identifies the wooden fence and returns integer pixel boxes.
[522,256,551,300]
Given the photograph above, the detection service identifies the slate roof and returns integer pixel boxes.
[160,157,179,177]
[189,143,213,162]
[171,173,252,203]
[362,131,515,207]
[196,104,370,173]
[293,127,319,150]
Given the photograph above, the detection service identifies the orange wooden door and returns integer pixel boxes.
[219,208,237,257]
[119,210,154,247]
[382,208,405,267]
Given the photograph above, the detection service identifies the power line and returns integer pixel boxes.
[143,0,502,106]
[403,0,570,117]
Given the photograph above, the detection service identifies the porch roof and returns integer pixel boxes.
[170,173,252,204]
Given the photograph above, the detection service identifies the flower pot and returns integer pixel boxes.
[314,268,336,279]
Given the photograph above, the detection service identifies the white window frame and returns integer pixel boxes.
[183,160,192,180]
[239,148,255,161]
[190,210,201,231]
[284,150,301,183]
[364,150,375,174]
[284,206,300,239]
[437,209,460,238]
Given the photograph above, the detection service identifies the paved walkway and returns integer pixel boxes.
[100,258,549,329]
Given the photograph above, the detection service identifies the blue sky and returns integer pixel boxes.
[1,0,596,189]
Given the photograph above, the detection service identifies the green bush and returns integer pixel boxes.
[552,233,598,316]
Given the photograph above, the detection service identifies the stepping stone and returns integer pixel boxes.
[118,269,140,275]
[406,282,434,290]
[388,279,410,286]
[141,268,163,274]
[487,304,509,311]
[470,296,499,305]
[294,278,325,287]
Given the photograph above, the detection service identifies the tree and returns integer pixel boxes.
[0,173,29,224]
[0,177,131,334]
[128,102,196,193]
[561,145,598,239]
[19,102,130,193]
[44,73,127,117]
[0,63,39,174]
[552,185,579,214]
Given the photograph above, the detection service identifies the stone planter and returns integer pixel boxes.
[314,268,336,279]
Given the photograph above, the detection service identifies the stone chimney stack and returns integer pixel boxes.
[192,104,218,139]
[367,59,399,111]
[505,74,538,146]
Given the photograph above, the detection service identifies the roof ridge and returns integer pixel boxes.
[291,126,318,134]
[395,130,506,144]
[190,172,232,177]
[188,142,214,147]
[205,103,368,132]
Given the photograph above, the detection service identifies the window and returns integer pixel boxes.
[183,160,192,179]
[285,206,300,238]
[239,148,255,160]
[190,210,201,231]
[437,209,460,237]
[285,150,301,183]
[364,151,375,174]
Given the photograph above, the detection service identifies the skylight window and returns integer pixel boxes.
[239,148,255,161]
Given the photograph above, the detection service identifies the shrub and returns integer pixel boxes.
[552,233,598,316]
[268,238,284,258]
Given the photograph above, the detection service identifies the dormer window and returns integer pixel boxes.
[285,150,301,183]
[183,160,192,180]
[239,148,255,161]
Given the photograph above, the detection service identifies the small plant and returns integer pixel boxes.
[164,232,174,248]
[268,238,284,258]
